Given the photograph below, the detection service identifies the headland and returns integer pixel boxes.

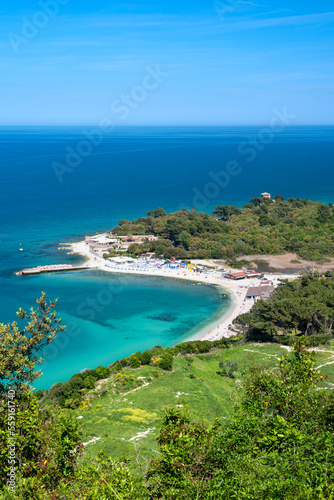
[64,237,293,341]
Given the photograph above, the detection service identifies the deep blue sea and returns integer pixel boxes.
[1,125,333,388]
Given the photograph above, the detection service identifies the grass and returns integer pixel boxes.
[76,341,334,465]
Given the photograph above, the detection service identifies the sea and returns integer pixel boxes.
[1,125,333,389]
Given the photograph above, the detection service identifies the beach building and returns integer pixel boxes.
[117,235,158,243]
[86,234,119,250]
[106,256,135,266]
[224,272,247,280]
[260,290,273,301]
[261,279,273,285]
[110,234,158,251]
[141,252,155,258]
[246,271,262,278]
[246,284,274,302]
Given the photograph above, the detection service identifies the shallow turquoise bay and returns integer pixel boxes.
[19,270,229,389]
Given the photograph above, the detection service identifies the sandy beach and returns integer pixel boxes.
[68,240,295,342]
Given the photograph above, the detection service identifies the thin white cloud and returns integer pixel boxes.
[242,71,334,83]
[222,10,334,31]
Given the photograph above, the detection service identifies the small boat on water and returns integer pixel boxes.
[19,243,24,252]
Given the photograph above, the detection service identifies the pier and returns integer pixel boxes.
[16,264,95,276]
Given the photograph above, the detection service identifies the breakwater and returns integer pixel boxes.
[16,264,95,276]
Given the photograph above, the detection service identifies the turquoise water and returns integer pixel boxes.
[1,126,333,388]
[27,271,228,389]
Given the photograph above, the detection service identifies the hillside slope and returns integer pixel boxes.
[77,341,334,463]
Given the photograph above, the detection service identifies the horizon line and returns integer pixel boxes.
[0,123,334,127]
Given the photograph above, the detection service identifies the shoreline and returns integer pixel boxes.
[68,240,294,342]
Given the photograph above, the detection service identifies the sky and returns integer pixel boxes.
[0,0,333,125]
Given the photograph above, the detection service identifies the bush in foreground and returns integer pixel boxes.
[146,339,334,499]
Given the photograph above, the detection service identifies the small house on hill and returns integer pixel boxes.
[261,192,271,199]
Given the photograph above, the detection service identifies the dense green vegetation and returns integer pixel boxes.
[38,338,237,409]
[35,365,112,409]
[234,274,334,343]
[146,341,334,499]
[0,393,81,495]
[2,295,334,498]
[111,196,334,262]
[2,338,334,498]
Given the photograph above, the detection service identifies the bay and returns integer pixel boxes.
[1,125,333,387]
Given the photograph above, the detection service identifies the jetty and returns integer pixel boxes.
[16,263,95,276]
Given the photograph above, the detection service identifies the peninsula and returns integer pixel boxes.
[67,194,334,337]
[18,194,334,340]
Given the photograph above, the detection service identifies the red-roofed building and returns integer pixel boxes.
[224,272,247,280]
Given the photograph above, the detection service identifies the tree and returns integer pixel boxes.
[0,293,63,396]
[212,205,241,221]
[247,197,264,206]
[146,208,167,218]
[0,298,83,495]
[317,204,332,223]
[128,243,142,255]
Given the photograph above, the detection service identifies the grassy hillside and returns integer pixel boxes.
[76,341,334,464]
[109,196,334,262]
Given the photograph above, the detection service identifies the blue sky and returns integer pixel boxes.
[1,0,333,125]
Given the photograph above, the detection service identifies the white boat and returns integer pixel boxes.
[19,243,24,252]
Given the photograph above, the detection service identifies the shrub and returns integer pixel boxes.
[151,355,162,366]
[0,393,82,491]
[129,355,141,368]
[158,353,173,371]
[217,360,238,379]
[140,350,153,365]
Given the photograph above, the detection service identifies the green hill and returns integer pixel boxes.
[75,341,334,463]
[110,196,334,262]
